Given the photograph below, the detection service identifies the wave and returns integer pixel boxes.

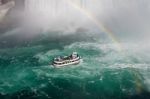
[0,41,150,97]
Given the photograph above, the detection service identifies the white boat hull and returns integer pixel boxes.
[53,60,80,68]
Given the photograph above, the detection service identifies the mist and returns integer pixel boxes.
[1,0,150,45]
[1,1,150,97]
[19,0,150,62]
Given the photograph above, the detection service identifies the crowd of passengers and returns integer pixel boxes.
[54,53,78,62]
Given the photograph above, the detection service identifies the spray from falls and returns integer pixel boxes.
[1,1,150,98]
[23,0,103,33]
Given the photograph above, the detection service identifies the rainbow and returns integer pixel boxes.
[65,0,122,52]
[65,0,144,94]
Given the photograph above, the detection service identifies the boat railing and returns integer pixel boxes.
[54,56,80,64]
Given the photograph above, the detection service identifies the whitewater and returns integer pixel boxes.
[0,32,150,99]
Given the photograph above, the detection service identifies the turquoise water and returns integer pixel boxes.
[0,32,150,99]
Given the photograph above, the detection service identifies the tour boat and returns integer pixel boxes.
[52,52,80,67]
